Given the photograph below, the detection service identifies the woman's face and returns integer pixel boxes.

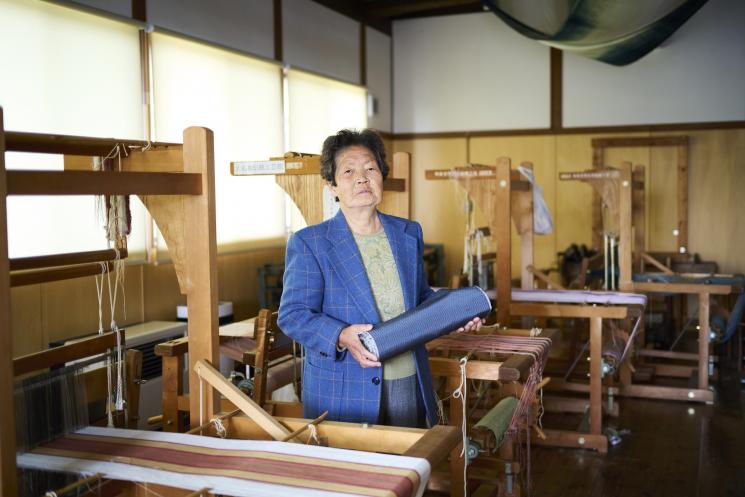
[329,145,384,211]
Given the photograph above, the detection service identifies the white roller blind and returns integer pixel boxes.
[0,0,145,259]
[287,69,368,154]
[286,68,368,228]
[150,32,285,254]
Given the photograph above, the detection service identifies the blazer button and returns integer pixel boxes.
[372,377,381,385]
[320,351,328,357]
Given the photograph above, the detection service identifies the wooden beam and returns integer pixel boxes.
[550,48,562,132]
[677,142,689,252]
[495,157,512,325]
[5,131,177,156]
[13,331,122,377]
[364,0,482,20]
[6,171,202,196]
[640,253,674,275]
[403,424,461,467]
[359,22,366,86]
[273,0,283,61]
[589,316,602,435]
[131,0,146,22]
[194,359,291,441]
[429,357,508,381]
[591,136,689,148]
[510,302,628,319]
[0,109,19,497]
[619,162,633,290]
[10,248,127,271]
[10,262,113,287]
[636,349,699,361]
[631,281,734,295]
[182,127,220,423]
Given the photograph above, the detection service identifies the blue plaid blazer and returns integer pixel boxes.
[278,210,438,426]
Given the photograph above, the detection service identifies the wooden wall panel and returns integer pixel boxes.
[686,129,745,275]
[393,138,468,281]
[469,135,557,277]
[398,127,745,284]
[142,262,184,322]
[555,134,597,252]
[217,247,285,320]
[10,285,42,356]
[648,143,679,252]
[42,265,143,343]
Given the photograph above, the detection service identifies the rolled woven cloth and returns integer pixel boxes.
[358,287,492,361]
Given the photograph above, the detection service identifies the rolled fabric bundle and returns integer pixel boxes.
[358,287,492,361]
[473,396,519,449]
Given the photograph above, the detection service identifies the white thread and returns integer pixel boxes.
[44,492,58,497]
[133,482,167,497]
[306,424,319,445]
[211,417,227,439]
[452,356,468,497]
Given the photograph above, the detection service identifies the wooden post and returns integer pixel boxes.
[379,152,411,219]
[698,293,710,391]
[591,145,604,250]
[632,165,646,272]
[183,127,220,424]
[589,316,602,436]
[0,109,19,497]
[619,162,633,291]
[161,355,184,432]
[677,143,689,253]
[496,157,512,326]
[517,162,534,291]
[447,375,465,497]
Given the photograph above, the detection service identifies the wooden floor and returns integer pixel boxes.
[531,366,745,497]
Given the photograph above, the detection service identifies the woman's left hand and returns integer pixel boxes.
[456,317,484,333]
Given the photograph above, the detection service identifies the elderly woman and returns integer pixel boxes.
[278,129,482,428]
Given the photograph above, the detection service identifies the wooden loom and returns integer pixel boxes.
[0,113,462,497]
[230,151,411,223]
[562,161,742,405]
[229,152,549,496]
[428,158,650,453]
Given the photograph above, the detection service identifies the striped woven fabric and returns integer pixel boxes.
[18,427,430,497]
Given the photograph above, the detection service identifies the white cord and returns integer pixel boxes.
[211,417,227,439]
[306,424,319,445]
[452,356,468,497]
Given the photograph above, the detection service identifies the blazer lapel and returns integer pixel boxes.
[380,213,418,311]
[325,210,380,324]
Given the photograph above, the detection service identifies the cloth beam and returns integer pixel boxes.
[18,427,430,497]
[506,288,647,307]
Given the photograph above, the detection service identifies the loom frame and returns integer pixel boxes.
[562,160,738,404]
[0,111,220,496]
[430,157,647,452]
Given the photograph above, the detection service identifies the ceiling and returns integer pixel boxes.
[310,0,486,34]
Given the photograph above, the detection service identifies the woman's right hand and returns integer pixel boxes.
[338,324,381,368]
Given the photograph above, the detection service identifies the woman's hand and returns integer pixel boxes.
[456,316,485,333]
[338,324,382,368]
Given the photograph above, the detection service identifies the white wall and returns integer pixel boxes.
[148,0,274,60]
[283,0,359,84]
[563,0,745,127]
[366,26,392,132]
[393,12,550,134]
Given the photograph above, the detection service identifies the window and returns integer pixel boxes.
[285,68,367,227]
[150,32,285,254]
[0,0,145,258]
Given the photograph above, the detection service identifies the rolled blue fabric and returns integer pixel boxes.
[358,287,492,361]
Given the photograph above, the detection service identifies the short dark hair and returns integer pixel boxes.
[320,128,389,185]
